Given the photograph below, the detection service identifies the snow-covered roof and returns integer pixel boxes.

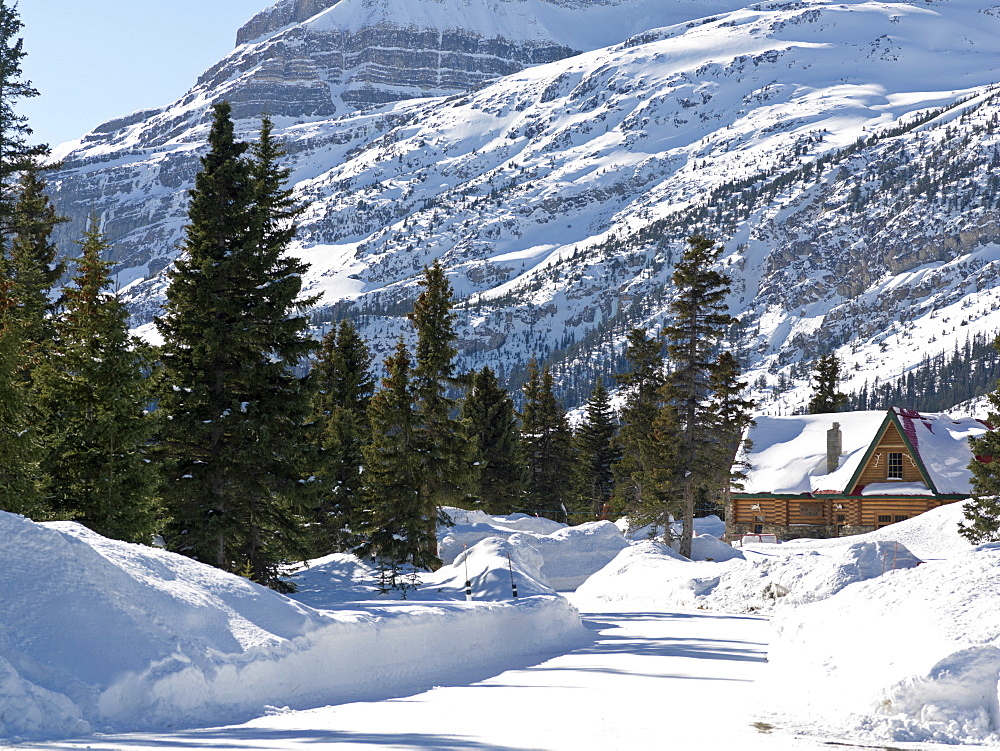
[741,411,886,495]
[894,409,990,495]
[739,409,990,496]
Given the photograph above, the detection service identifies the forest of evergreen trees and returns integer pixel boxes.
[0,2,758,589]
[846,332,1000,413]
[9,0,1000,585]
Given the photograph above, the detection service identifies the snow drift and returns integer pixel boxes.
[576,536,920,613]
[768,543,1000,744]
[0,511,586,741]
[424,535,555,599]
[439,509,628,590]
[437,507,566,563]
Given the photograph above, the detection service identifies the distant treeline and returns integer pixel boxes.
[847,331,1000,414]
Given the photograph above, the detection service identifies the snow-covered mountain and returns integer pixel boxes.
[46,0,1000,410]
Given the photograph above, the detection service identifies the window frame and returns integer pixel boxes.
[887,451,904,480]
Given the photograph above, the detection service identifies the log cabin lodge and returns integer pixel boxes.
[730,408,991,539]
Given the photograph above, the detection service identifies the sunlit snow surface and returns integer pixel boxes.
[0,511,585,741]
[3,502,997,748]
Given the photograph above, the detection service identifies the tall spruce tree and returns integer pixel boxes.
[612,328,666,517]
[961,422,1000,544]
[575,380,619,518]
[960,337,1000,543]
[639,396,682,537]
[0,2,47,518]
[0,267,42,515]
[709,351,755,538]
[409,260,477,513]
[8,160,64,351]
[663,235,735,558]
[522,359,576,522]
[461,365,527,514]
[358,338,429,587]
[36,218,158,543]
[309,319,374,554]
[0,1,45,231]
[156,103,314,590]
[808,353,847,414]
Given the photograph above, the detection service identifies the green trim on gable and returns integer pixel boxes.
[841,410,893,494]
[841,409,939,495]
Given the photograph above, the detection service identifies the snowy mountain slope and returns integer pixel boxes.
[46,0,1000,408]
[54,0,747,157]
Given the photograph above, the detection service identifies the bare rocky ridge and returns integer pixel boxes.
[235,0,344,46]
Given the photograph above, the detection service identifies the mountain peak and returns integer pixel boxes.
[235,0,343,47]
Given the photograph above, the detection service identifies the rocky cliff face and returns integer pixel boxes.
[45,0,1000,411]
[48,0,744,276]
[235,0,344,46]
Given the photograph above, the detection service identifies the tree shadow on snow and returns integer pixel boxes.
[573,611,769,667]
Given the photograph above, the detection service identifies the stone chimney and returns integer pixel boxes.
[827,422,842,474]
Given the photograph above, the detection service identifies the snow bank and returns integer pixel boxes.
[614,515,727,551]
[437,507,566,563]
[576,538,919,613]
[0,512,586,741]
[767,543,1000,745]
[285,552,389,606]
[289,535,555,603]
[691,533,745,562]
[423,535,554,599]
[510,521,630,590]
[775,499,975,560]
[438,510,628,590]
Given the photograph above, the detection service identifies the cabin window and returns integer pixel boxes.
[894,515,908,523]
[887,452,903,479]
[799,502,822,517]
[836,514,846,523]
[754,515,765,523]
[877,515,892,526]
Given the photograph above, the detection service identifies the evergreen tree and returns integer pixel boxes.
[808,353,847,413]
[522,359,576,522]
[708,351,755,537]
[461,365,526,514]
[36,217,158,543]
[959,438,1000,544]
[0,3,47,518]
[7,160,64,351]
[663,235,734,558]
[638,397,681,537]
[0,267,42,515]
[612,328,666,517]
[960,340,1000,543]
[358,338,429,589]
[0,1,45,231]
[156,103,314,590]
[309,319,374,554]
[575,380,619,518]
[409,260,477,512]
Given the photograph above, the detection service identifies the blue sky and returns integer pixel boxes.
[19,2,267,149]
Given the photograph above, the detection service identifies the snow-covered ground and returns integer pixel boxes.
[0,511,584,742]
[20,604,833,751]
[1,501,997,748]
